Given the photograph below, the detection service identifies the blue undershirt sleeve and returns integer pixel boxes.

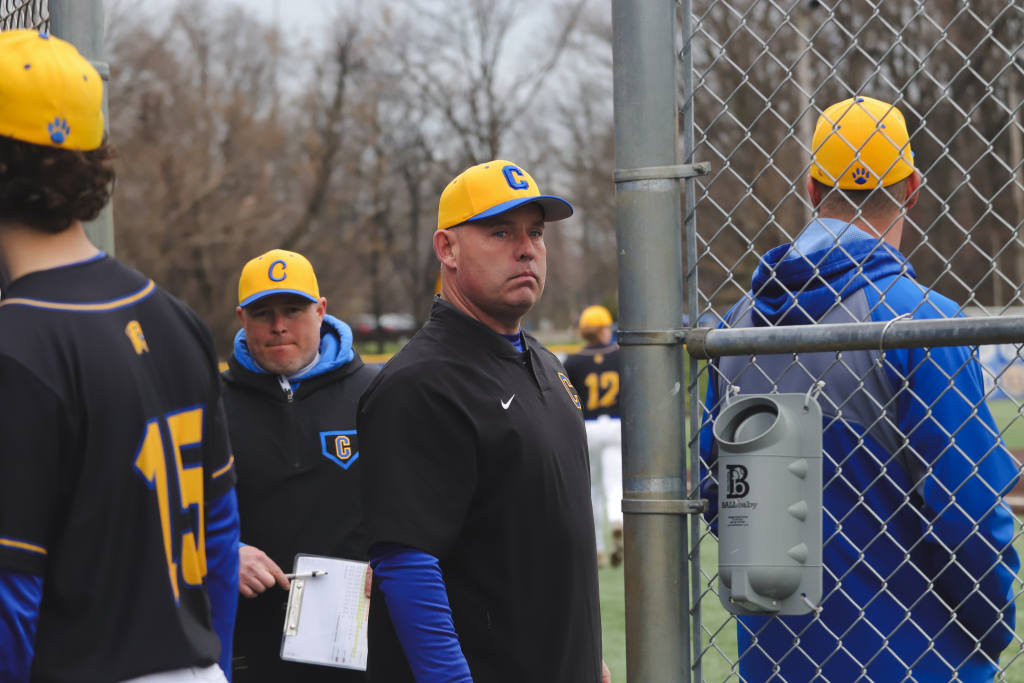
[0,568,43,682]
[205,488,240,680]
[370,543,472,682]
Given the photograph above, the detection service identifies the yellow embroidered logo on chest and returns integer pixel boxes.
[125,320,149,354]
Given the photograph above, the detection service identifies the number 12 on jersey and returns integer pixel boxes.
[134,406,207,605]
[583,371,620,411]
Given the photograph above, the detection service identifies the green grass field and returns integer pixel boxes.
[989,399,1024,452]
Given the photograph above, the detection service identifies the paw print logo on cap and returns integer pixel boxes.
[48,117,70,145]
[851,167,870,185]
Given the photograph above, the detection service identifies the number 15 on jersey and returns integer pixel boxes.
[134,406,207,605]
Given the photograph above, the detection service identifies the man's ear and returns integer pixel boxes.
[433,229,457,269]
[236,305,245,325]
[806,175,823,208]
[315,297,327,321]
[904,170,921,210]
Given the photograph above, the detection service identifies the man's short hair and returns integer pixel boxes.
[811,177,909,220]
[0,135,115,233]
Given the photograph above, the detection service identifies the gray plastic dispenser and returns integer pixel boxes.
[713,393,823,615]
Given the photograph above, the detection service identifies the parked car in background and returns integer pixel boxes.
[353,312,418,344]
[378,312,417,339]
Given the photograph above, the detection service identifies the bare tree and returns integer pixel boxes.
[283,20,364,253]
[107,0,618,351]
[689,0,1024,314]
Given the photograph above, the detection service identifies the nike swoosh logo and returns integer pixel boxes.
[501,394,515,410]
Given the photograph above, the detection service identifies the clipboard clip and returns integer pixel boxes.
[284,578,305,636]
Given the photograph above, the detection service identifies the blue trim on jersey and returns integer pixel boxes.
[206,488,240,680]
[0,569,43,682]
[370,544,472,682]
[0,279,156,313]
[0,537,46,557]
[500,332,524,353]
[233,314,355,382]
[59,250,107,268]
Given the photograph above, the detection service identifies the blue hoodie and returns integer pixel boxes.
[232,313,355,385]
[701,219,1019,682]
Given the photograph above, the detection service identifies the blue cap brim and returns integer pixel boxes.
[240,289,319,307]
[466,195,574,224]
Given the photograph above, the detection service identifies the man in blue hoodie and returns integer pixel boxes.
[222,249,377,682]
[701,97,1020,681]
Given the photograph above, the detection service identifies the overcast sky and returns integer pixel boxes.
[111,0,351,44]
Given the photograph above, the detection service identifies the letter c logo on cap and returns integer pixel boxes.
[268,260,287,282]
[502,165,529,190]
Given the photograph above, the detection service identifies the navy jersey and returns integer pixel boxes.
[563,343,621,419]
[0,255,236,681]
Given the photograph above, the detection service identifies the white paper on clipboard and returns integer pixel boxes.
[280,554,370,670]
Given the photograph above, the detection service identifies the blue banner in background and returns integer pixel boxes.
[979,344,1024,400]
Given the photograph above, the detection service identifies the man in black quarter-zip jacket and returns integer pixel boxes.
[358,161,608,682]
[222,249,377,682]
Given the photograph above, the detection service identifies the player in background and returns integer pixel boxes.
[359,160,610,682]
[223,249,375,682]
[0,29,239,682]
[563,305,623,567]
[701,96,1019,681]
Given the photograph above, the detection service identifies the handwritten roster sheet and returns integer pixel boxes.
[280,554,370,670]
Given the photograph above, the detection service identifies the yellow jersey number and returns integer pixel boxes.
[583,371,620,411]
[134,407,206,604]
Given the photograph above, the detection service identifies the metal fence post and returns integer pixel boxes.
[48,0,114,256]
[612,0,689,680]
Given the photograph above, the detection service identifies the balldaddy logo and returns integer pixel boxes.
[725,464,749,499]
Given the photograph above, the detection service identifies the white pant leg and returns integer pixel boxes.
[585,416,623,555]
[586,418,607,554]
[120,665,227,683]
[601,420,623,526]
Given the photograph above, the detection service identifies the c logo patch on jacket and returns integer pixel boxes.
[319,430,359,470]
[557,372,582,410]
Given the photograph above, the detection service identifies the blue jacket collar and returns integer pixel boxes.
[750,218,914,326]
[233,314,355,379]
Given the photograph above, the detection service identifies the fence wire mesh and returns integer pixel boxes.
[685,0,1024,680]
[0,0,47,30]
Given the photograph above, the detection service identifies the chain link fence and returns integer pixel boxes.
[0,0,47,29]
[685,0,1024,680]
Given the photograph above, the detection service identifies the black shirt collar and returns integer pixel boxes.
[429,295,530,359]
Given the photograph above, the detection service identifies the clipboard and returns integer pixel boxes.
[280,554,370,670]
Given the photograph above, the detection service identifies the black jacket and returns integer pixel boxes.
[359,299,602,682]
[222,333,377,676]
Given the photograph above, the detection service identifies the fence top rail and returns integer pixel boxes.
[684,315,1024,359]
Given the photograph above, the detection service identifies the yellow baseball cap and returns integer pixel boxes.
[579,305,613,330]
[0,29,104,151]
[810,96,914,189]
[238,249,320,307]
[438,160,573,230]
